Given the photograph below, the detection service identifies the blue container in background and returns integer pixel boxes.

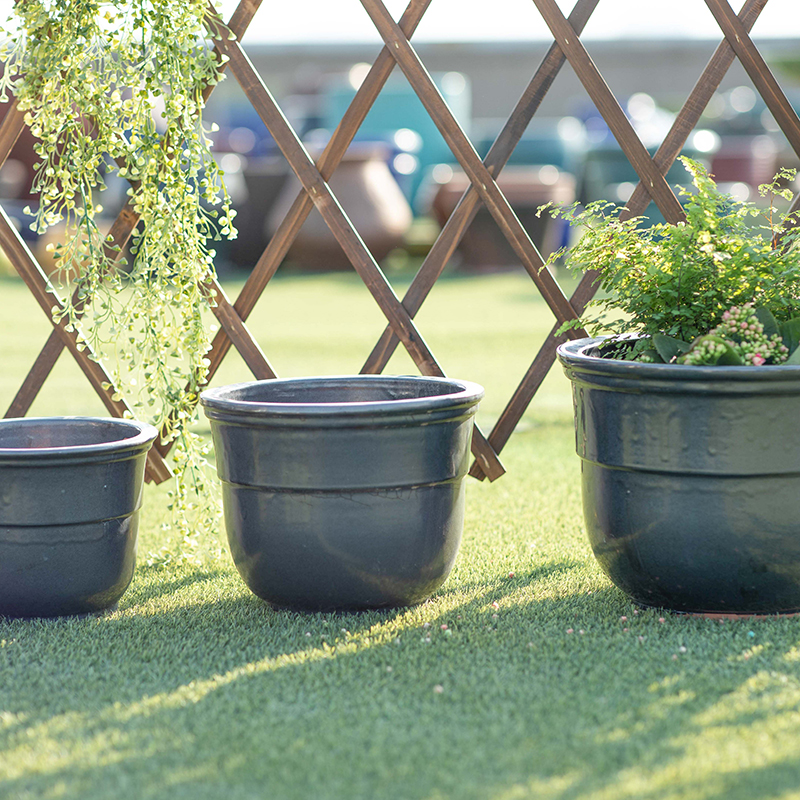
[323,71,471,208]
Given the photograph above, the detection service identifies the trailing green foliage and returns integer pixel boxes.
[0,0,237,539]
[543,158,800,364]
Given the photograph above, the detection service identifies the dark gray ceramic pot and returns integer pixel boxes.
[558,337,800,614]
[200,375,484,611]
[0,417,157,618]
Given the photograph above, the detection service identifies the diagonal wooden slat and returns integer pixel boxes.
[6,331,65,419]
[206,9,505,480]
[624,0,768,219]
[359,0,585,332]
[469,0,772,479]
[0,98,26,166]
[531,0,685,224]
[207,284,277,380]
[362,0,600,375]
[220,0,262,37]
[6,197,145,421]
[704,0,800,159]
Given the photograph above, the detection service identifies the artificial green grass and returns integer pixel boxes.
[2,271,800,800]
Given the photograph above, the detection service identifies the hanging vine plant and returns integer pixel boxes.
[0,0,236,551]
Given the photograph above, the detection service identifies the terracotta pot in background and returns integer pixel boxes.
[430,165,575,271]
[267,145,412,270]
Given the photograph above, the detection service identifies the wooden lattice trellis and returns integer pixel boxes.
[1,0,800,485]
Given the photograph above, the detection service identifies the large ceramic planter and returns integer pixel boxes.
[558,338,800,614]
[0,417,157,617]
[200,375,483,611]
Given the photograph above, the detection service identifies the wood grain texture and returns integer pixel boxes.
[623,0,767,219]
[704,0,800,159]
[207,284,277,379]
[4,330,63,419]
[0,99,26,167]
[532,0,684,223]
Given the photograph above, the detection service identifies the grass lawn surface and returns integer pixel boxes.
[2,271,800,800]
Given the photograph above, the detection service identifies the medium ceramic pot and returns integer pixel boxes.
[0,417,157,617]
[558,338,800,614]
[200,375,483,611]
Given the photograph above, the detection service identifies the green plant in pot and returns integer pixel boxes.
[550,158,800,615]
[0,0,235,548]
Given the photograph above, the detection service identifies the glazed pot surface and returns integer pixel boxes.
[558,338,800,614]
[201,375,483,611]
[0,417,157,617]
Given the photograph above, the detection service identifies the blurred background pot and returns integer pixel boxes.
[0,417,157,618]
[266,144,412,270]
[558,338,800,615]
[201,375,483,611]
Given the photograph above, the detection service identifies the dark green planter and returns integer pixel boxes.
[0,417,157,618]
[558,337,800,614]
[200,375,483,611]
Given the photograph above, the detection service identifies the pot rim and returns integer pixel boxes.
[200,374,485,419]
[557,336,800,383]
[0,416,158,460]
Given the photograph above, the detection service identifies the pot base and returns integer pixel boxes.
[1,603,120,622]
[631,600,800,620]
[0,515,138,618]
[224,480,465,612]
[681,611,799,620]
[585,463,800,615]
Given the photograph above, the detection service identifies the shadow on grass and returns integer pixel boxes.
[128,564,228,604]
[2,559,800,799]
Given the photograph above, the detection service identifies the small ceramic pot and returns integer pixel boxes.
[0,417,157,617]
